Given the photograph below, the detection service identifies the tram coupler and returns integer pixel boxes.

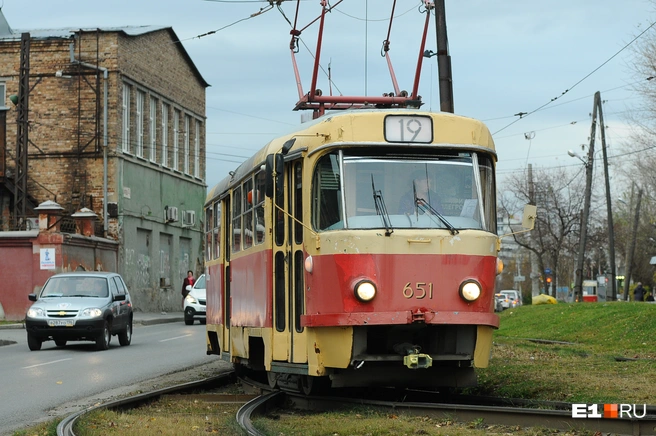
[403,352,433,369]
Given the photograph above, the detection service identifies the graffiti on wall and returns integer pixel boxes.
[124,248,151,289]
[160,250,170,279]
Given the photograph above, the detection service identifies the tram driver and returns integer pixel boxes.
[397,171,444,215]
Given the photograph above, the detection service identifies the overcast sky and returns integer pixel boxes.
[1,0,654,192]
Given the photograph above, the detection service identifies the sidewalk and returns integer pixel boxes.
[0,311,184,330]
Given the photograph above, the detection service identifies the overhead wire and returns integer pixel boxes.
[491,19,656,136]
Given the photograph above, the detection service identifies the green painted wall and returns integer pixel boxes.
[117,159,206,312]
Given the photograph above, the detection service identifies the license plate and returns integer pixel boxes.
[48,319,75,327]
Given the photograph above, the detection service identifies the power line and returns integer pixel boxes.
[491,20,656,136]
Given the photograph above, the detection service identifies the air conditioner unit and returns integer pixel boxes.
[182,210,196,227]
[165,206,179,222]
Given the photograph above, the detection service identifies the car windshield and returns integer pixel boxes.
[194,274,206,289]
[40,277,109,298]
[311,150,496,232]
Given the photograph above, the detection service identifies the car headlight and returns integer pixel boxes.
[459,280,481,302]
[27,307,46,318]
[354,280,376,302]
[80,308,103,318]
[185,295,198,304]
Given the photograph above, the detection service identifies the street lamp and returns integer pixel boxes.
[568,150,588,166]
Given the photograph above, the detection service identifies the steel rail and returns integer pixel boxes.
[283,393,656,436]
[55,372,656,436]
[56,371,236,436]
[236,391,285,436]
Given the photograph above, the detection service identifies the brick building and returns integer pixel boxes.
[0,9,209,313]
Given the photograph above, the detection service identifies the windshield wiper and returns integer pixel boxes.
[371,175,393,236]
[416,198,459,235]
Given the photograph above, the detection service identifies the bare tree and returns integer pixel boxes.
[616,14,656,289]
[500,166,589,297]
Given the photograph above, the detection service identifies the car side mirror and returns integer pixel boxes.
[114,294,126,302]
[186,285,192,291]
[28,293,37,302]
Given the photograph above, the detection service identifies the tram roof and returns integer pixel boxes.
[206,108,495,204]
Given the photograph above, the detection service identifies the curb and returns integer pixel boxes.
[0,323,24,330]
[138,317,183,326]
[0,317,184,330]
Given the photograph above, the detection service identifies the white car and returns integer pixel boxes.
[500,290,522,307]
[183,274,206,325]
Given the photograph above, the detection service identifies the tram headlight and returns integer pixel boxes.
[459,280,481,302]
[354,280,376,302]
[304,255,313,273]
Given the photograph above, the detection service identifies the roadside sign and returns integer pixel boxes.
[544,268,552,275]
[514,275,526,282]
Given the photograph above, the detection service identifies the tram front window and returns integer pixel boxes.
[312,151,496,232]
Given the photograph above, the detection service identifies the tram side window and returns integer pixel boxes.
[214,202,221,259]
[312,153,342,231]
[205,206,213,261]
[243,177,254,250]
[294,162,303,244]
[232,187,242,253]
[255,171,266,244]
[478,154,497,233]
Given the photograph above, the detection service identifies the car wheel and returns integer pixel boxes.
[27,333,42,351]
[118,319,132,346]
[96,320,111,350]
[54,339,67,347]
[184,307,195,325]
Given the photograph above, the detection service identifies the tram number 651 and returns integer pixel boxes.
[403,282,433,299]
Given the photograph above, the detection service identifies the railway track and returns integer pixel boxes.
[57,373,656,436]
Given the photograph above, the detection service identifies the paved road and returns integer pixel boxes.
[0,320,230,435]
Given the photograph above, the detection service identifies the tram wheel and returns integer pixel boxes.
[300,375,330,395]
[267,371,278,389]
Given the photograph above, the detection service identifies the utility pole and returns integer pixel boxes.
[527,163,539,297]
[14,32,30,228]
[597,91,617,301]
[434,0,454,113]
[573,95,597,303]
[624,187,642,301]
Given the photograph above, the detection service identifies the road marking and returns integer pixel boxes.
[22,358,73,369]
[159,334,192,342]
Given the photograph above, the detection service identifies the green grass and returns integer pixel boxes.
[494,302,656,354]
[469,301,656,404]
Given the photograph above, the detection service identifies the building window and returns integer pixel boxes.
[194,120,200,179]
[0,82,6,109]
[149,96,157,162]
[173,110,179,171]
[135,90,144,157]
[184,115,190,174]
[161,103,168,167]
[121,84,131,153]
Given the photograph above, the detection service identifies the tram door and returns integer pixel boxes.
[222,198,231,353]
[271,159,308,364]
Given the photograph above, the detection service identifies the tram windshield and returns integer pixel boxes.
[311,151,496,232]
